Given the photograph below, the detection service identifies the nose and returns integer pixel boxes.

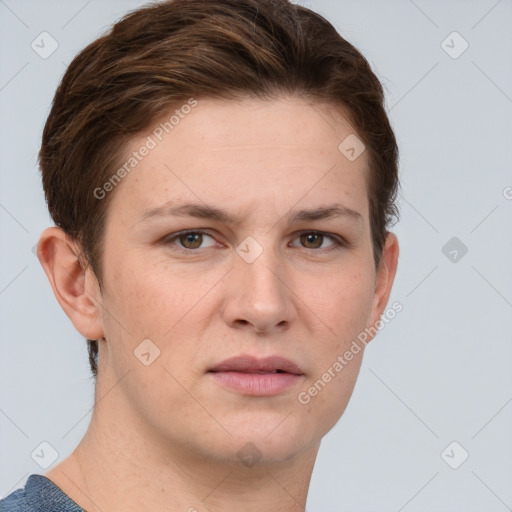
[221,243,297,334]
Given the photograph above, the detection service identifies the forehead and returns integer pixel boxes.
[107,97,370,224]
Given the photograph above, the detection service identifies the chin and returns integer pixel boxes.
[200,418,320,467]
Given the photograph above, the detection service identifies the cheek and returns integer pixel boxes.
[105,261,203,337]
[293,267,373,437]
[297,352,363,443]
[300,264,376,349]
[98,256,210,402]
[101,248,226,368]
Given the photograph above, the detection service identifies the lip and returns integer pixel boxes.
[208,355,305,396]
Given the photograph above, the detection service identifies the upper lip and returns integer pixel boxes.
[208,355,304,375]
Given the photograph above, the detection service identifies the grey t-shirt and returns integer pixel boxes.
[0,474,85,512]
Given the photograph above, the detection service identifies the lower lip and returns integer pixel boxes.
[209,371,303,396]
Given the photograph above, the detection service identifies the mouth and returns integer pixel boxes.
[208,355,305,396]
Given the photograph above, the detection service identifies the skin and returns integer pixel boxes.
[38,96,398,512]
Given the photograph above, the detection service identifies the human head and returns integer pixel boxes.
[38,0,398,379]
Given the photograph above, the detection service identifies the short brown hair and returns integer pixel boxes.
[39,0,399,378]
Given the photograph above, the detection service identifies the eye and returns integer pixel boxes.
[290,231,344,250]
[163,230,218,250]
[161,229,346,253]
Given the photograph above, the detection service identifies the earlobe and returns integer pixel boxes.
[37,227,105,340]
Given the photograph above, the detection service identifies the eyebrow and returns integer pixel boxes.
[137,201,363,225]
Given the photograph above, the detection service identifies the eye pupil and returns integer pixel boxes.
[301,233,323,248]
[180,233,202,249]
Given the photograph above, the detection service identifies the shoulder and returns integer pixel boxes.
[0,475,85,512]
[0,475,37,512]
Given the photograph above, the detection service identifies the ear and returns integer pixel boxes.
[368,232,399,333]
[37,227,105,340]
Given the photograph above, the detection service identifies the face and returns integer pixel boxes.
[88,96,396,464]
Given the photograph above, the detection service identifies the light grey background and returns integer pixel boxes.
[1,0,511,510]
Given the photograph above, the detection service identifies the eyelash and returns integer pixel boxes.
[161,230,348,253]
